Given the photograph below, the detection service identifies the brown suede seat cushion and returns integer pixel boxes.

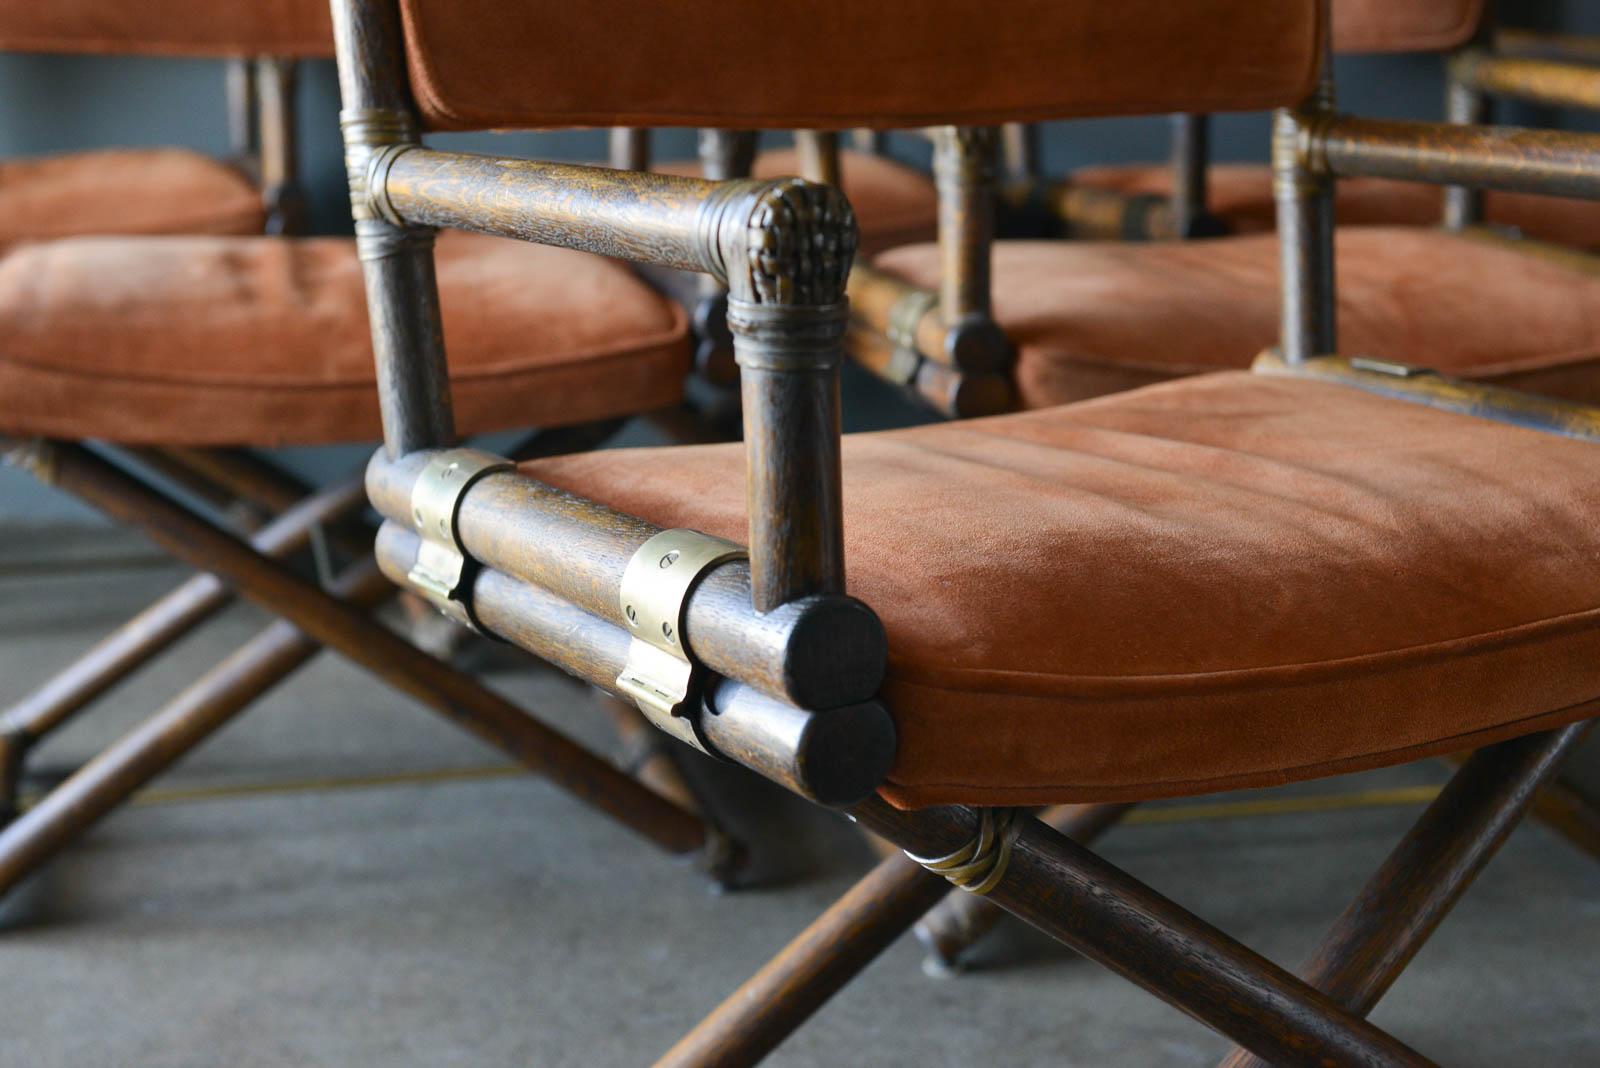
[0,148,264,250]
[876,228,1600,410]
[659,149,936,257]
[1072,161,1600,250]
[0,230,689,445]
[522,371,1600,808]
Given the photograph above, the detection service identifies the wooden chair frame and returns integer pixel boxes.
[0,41,737,904]
[314,0,1600,1064]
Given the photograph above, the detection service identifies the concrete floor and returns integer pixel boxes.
[1,530,1598,1067]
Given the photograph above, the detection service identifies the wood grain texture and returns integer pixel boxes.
[48,443,704,855]
[852,798,1436,1068]
[376,527,895,806]
[1217,723,1592,1068]
[367,452,887,711]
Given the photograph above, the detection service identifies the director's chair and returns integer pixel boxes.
[327,0,1600,1063]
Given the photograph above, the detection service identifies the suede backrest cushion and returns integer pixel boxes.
[399,0,1324,131]
[0,0,333,58]
[1332,0,1484,54]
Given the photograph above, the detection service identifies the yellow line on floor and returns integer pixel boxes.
[16,767,1447,825]
[1125,785,1443,825]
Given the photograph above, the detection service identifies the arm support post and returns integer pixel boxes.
[1273,29,1337,365]
[331,0,454,456]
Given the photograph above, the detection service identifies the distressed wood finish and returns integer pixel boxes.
[1318,116,1600,200]
[846,323,1012,419]
[655,853,950,1068]
[384,149,722,273]
[852,799,1436,1068]
[914,803,1134,972]
[1217,724,1591,1068]
[847,265,1011,375]
[374,527,895,806]
[41,441,706,855]
[932,126,998,324]
[0,475,365,750]
[1452,52,1600,112]
[1000,122,1039,181]
[256,57,303,233]
[657,801,1133,1067]
[608,127,651,172]
[366,455,886,711]
[0,560,392,896]
[1495,27,1600,64]
[225,57,259,171]
[1254,352,1600,442]
[331,0,453,456]
[794,131,841,187]
[1169,113,1212,238]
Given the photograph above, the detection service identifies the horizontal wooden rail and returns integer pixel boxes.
[1453,53,1600,111]
[366,451,886,712]
[375,524,895,806]
[1253,351,1600,442]
[1316,116,1600,200]
[381,148,726,275]
[1495,28,1600,66]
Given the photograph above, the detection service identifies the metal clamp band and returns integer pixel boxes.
[616,529,747,754]
[407,448,513,631]
[905,808,1023,896]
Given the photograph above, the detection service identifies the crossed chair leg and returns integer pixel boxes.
[654,721,1591,1067]
[916,746,1600,973]
[0,433,743,906]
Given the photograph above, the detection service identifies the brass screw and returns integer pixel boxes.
[625,605,638,626]
[660,551,680,569]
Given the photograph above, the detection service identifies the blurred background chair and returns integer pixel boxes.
[0,0,738,911]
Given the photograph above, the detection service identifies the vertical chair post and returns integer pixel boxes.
[224,57,260,177]
[255,57,303,233]
[331,0,454,457]
[932,126,997,329]
[1275,29,1337,363]
[690,129,761,384]
[608,128,651,172]
[794,131,842,187]
[1444,10,1498,231]
[1000,123,1039,182]
[928,126,1012,386]
[708,180,857,609]
[1169,113,1211,237]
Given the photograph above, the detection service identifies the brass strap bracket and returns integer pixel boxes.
[617,529,747,754]
[1348,356,1435,379]
[407,448,512,631]
[905,808,1024,896]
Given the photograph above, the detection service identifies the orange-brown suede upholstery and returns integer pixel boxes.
[0,231,689,446]
[876,229,1600,409]
[1332,0,1483,54]
[0,149,264,251]
[398,0,1322,131]
[1071,161,1600,250]
[0,0,333,57]
[521,372,1600,808]
[659,149,936,257]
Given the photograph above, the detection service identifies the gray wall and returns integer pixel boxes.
[0,0,1594,522]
